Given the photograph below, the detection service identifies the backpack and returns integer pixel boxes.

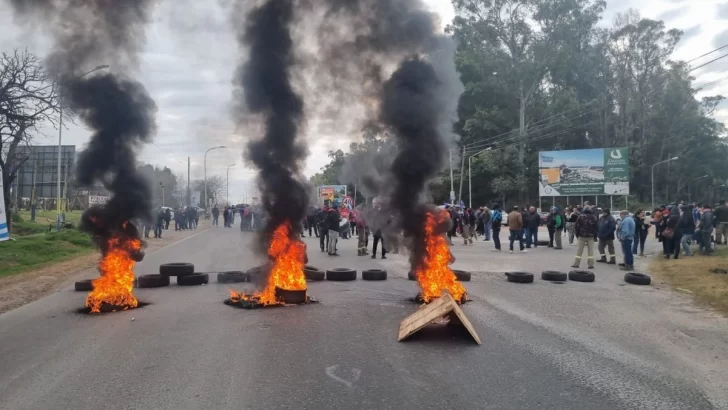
[492,210,502,224]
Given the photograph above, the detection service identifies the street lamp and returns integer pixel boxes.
[226,163,236,205]
[687,174,709,203]
[56,64,110,231]
[468,147,492,208]
[651,156,679,210]
[204,145,226,211]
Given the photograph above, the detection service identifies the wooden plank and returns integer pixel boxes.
[397,291,481,345]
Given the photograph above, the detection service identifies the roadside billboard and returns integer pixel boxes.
[88,195,110,205]
[317,185,347,204]
[538,148,629,196]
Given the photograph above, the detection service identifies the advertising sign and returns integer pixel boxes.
[191,191,201,207]
[318,185,347,203]
[0,164,8,241]
[88,195,110,205]
[538,148,629,196]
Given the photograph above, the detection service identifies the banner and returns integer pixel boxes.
[191,191,201,207]
[538,148,629,196]
[0,163,8,241]
[88,195,110,205]
[318,185,347,203]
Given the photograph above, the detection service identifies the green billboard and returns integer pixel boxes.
[538,148,629,196]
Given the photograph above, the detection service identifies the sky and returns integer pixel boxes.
[0,0,726,204]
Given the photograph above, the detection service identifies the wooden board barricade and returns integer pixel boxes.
[397,291,481,345]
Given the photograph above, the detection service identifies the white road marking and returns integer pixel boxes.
[325,364,361,387]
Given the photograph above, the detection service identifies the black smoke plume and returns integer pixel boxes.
[8,0,158,253]
[233,0,309,249]
[310,1,463,269]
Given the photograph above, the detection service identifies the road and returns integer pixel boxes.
[1,226,727,409]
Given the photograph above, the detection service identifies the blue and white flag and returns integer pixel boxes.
[0,163,8,241]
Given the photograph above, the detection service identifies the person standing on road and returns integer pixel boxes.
[662,206,682,259]
[327,203,341,256]
[565,207,578,245]
[164,208,171,230]
[482,206,492,241]
[154,207,165,239]
[317,205,329,252]
[698,204,715,255]
[553,207,564,249]
[714,200,728,245]
[307,206,319,238]
[617,210,635,270]
[491,203,502,251]
[571,206,598,269]
[445,205,455,245]
[357,208,369,256]
[596,208,617,265]
[524,206,541,248]
[507,206,525,254]
[460,208,473,245]
[372,226,386,259]
[212,206,219,226]
[546,207,557,247]
[631,210,649,257]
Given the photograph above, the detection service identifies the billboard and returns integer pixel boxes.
[539,148,629,196]
[318,185,347,203]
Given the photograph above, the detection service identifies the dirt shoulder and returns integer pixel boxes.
[0,221,210,314]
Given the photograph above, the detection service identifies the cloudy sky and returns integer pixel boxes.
[1,0,726,204]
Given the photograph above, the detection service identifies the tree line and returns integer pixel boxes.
[311,1,728,209]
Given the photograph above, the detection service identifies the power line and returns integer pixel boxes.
[686,44,728,64]
[689,53,728,73]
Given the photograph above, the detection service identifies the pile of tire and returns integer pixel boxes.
[407,269,471,281]
[154,262,209,287]
[326,268,357,281]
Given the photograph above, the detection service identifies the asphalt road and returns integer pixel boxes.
[0,227,724,410]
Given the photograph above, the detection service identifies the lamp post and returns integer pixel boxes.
[226,163,236,205]
[204,145,226,212]
[651,156,679,210]
[468,147,492,208]
[56,64,110,231]
[687,174,709,203]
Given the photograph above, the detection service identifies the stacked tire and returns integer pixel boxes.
[158,263,209,287]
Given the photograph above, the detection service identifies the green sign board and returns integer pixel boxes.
[538,148,629,196]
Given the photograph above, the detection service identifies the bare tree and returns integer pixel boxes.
[0,49,61,230]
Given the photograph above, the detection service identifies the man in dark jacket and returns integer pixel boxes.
[572,207,598,269]
[164,208,171,230]
[154,207,165,239]
[699,205,715,255]
[326,204,341,256]
[597,208,617,264]
[491,203,503,251]
[211,206,219,226]
[524,206,541,248]
[317,206,329,252]
[715,200,728,245]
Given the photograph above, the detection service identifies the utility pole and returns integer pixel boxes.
[187,156,191,206]
[457,145,466,206]
[31,160,37,221]
[449,149,455,204]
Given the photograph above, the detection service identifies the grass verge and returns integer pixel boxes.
[650,247,728,315]
[0,229,95,278]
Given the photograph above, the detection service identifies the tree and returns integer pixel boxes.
[0,49,61,232]
[138,164,182,208]
[192,175,224,207]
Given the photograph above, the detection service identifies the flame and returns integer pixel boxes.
[85,236,140,313]
[229,221,306,305]
[415,210,466,303]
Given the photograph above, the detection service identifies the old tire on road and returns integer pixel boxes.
[624,272,651,286]
[304,266,325,281]
[362,269,387,281]
[74,279,94,292]
[326,268,357,281]
[505,271,534,284]
[541,270,568,282]
[217,271,249,284]
[159,263,195,276]
[453,269,471,282]
[137,274,170,288]
[568,270,595,283]
[177,273,209,286]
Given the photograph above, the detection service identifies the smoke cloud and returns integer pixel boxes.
[232,0,309,248]
[8,0,159,250]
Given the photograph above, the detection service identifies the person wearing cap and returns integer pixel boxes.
[617,209,636,270]
[571,206,598,269]
[597,208,617,264]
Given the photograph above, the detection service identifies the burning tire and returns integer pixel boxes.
[326,268,357,281]
[74,279,94,292]
[159,263,194,276]
[275,287,307,304]
[362,269,387,281]
[541,270,568,282]
[624,272,651,286]
[568,270,595,283]
[177,273,209,286]
[505,271,534,284]
[453,269,471,282]
[217,271,249,284]
[304,266,325,281]
[408,271,417,281]
[137,274,170,288]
